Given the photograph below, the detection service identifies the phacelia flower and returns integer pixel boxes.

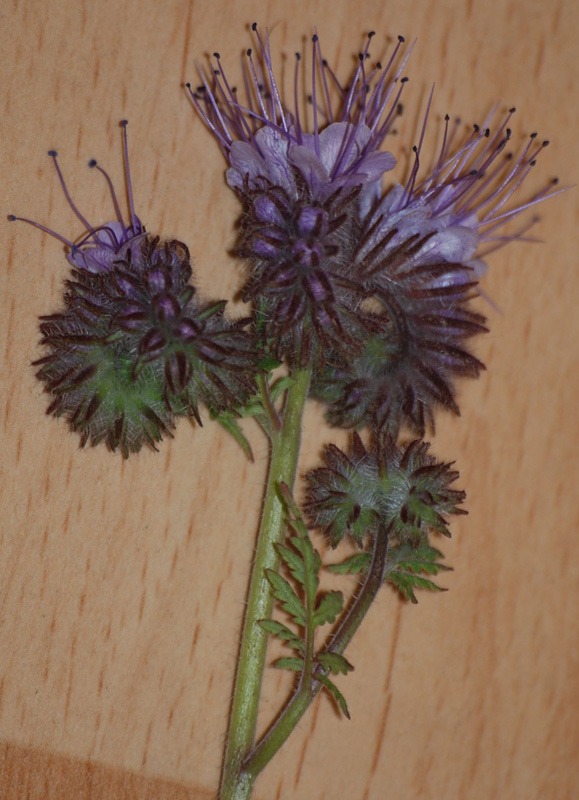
[305,433,466,547]
[10,121,144,273]
[12,122,257,456]
[189,26,410,367]
[313,103,561,437]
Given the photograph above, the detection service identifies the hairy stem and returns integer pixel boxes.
[239,524,390,787]
[219,368,311,800]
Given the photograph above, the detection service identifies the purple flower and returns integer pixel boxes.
[10,120,144,273]
[189,27,409,367]
[314,103,561,437]
[357,102,561,284]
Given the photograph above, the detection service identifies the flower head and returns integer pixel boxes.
[314,103,561,437]
[189,27,409,367]
[13,123,258,456]
[305,433,466,547]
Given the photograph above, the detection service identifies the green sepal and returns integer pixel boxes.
[312,590,344,627]
[265,569,306,628]
[318,674,351,720]
[258,619,305,653]
[272,657,304,672]
[316,652,354,676]
[327,552,372,575]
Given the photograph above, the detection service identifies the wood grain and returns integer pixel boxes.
[1,0,578,798]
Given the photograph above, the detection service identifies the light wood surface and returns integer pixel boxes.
[2,1,578,798]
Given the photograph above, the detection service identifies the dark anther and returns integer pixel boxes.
[246,48,252,56]
[401,76,409,83]
[473,124,480,132]
[88,159,97,168]
[530,159,537,166]
[368,30,376,38]
[312,34,319,42]
[120,120,128,128]
[484,128,490,137]
[48,150,57,157]
[213,52,220,59]
[398,35,405,42]
[397,103,404,115]
[8,214,16,221]
[295,53,301,61]
[376,61,382,69]
[252,22,257,30]
[530,132,538,139]
[445,113,450,121]
[542,140,550,147]
[509,106,516,113]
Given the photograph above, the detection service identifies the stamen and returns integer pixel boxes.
[120,121,138,235]
[48,150,93,232]
[8,214,75,248]
[88,159,124,225]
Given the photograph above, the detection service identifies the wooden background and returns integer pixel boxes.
[2,0,578,798]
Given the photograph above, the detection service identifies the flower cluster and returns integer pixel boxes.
[191,27,559,433]
[13,123,257,456]
[305,433,466,547]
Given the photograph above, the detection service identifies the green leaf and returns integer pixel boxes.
[213,414,254,461]
[313,591,344,627]
[327,552,372,575]
[317,652,354,675]
[276,542,306,587]
[273,657,304,672]
[258,619,305,652]
[385,540,451,603]
[318,675,351,719]
[269,376,295,402]
[265,569,306,627]
[289,536,320,597]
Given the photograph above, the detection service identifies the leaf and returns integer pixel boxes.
[312,591,344,627]
[385,541,451,603]
[276,542,306,588]
[269,376,295,402]
[265,569,306,627]
[258,619,305,652]
[318,675,351,719]
[317,652,354,675]
[213,414,254,461]
[289,536,320,597]
[273,656,304,672]
[327,552,372,575]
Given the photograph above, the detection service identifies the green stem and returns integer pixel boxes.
[240,525,390,785]
[219,368,311,800]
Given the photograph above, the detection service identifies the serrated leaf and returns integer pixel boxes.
[213,414,254,461]
[266,569,306,627]
[318,675,351,719]
[313,591,344,627]
[258,619,306,652]
[273,656,304,672]
[385,541,451,603]
[327,552,372,575]
[276,542,306,587]
[386,571,447,603]
[317,652,354,675]
[269,376,296,402]
[289,536,320,599]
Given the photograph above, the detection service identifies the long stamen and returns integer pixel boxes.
[48,150,93,232]
[120,121,138,234]
[88,159,124,225]
[8,214,75,248]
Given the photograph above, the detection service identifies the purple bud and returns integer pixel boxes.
[146,268,167,294]
[154,294,181,322]
[175,317,202,342]
[139,328,167,358]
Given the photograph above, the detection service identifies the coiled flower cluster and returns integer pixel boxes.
[13,123,257,456]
